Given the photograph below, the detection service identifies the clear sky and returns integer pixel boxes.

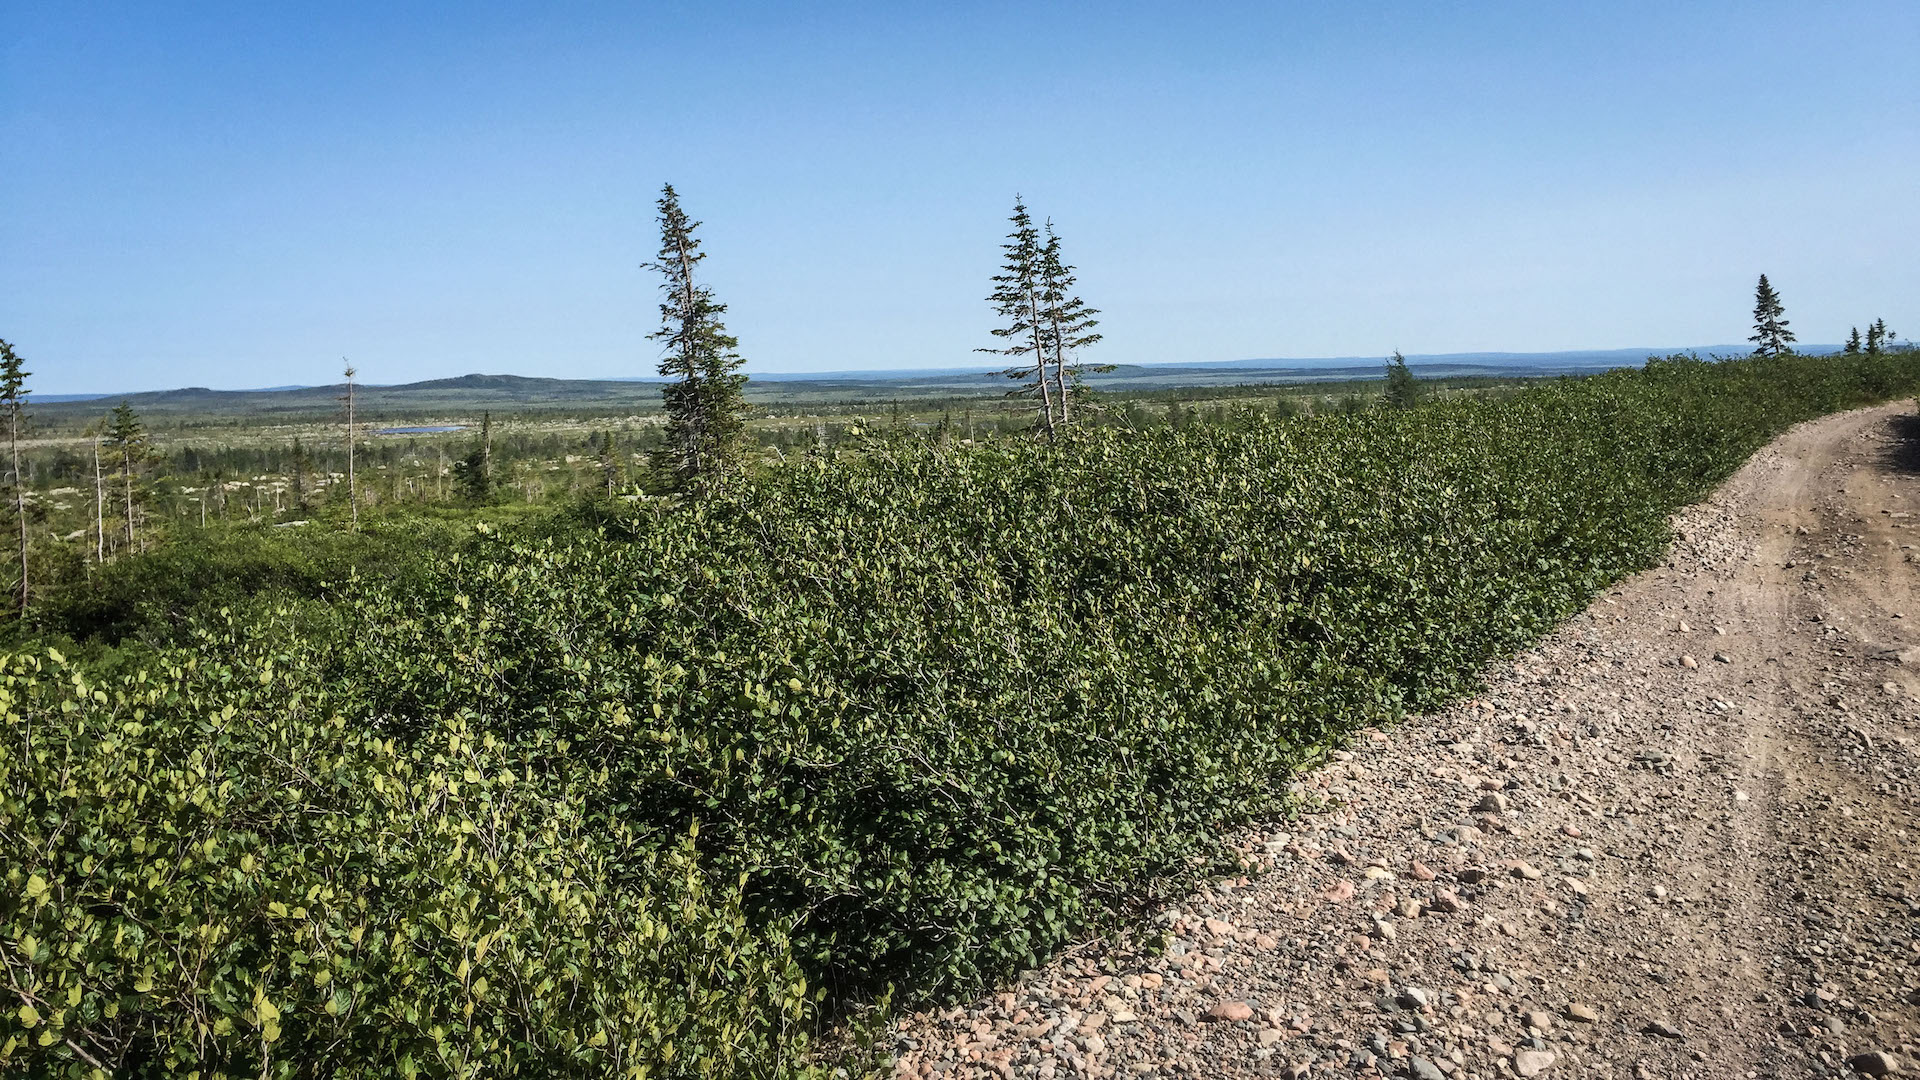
[4,1,1915,394]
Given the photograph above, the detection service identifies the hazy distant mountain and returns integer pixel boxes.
[38,347,1836,419]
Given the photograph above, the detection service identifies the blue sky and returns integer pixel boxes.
[3,2,1915,394]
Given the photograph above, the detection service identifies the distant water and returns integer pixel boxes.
[376,425,467,435]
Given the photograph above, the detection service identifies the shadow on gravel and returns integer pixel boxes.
[1883,411,1920,475]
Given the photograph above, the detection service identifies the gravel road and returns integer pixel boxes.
[891,402,1920,1080]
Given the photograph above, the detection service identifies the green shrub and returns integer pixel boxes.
[0,644,821,1078]
[2,350,1916,1076]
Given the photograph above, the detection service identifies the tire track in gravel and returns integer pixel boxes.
[891,402,1920,1080]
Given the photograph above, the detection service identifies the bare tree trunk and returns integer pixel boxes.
[93,438,104,563]
[344,365,358,529]
[123,461,134,550]
[1025,284,1056,439]
[9,407,24,615]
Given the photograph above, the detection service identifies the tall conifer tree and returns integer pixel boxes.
[1384,351,1419,409]
[1748,274,1796,357]
[1845,327,1862,354]
[980,198,1056,438]
[105,403,149,552]
[1866,318,1892,356]
[1036,222,1105,428]
[0,340,29,614]
[646,184,749,488]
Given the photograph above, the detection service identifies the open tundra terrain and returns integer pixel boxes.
[894,402,1920,1079]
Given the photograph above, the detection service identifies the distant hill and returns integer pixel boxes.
[38,347,1831,423]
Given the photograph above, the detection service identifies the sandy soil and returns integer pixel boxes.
[891,401,1920,1080]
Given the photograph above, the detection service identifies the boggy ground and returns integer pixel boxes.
[892,402,1920,1080]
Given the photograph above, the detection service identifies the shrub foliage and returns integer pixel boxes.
[3,350,1917,1076]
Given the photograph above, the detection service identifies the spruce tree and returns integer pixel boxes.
[105,403,149,552]
[1036,222,1107,428]
[1866,318,1891,356]
[1748,274,1796,357]
[454,412,493,502]
[1383,351,1419,409]
[598,429,622,497]
[1845,327,1862,354]
[646,184,750,489]
[0,340,29,615]
[979,198,1056,438]
[341,362,359,528]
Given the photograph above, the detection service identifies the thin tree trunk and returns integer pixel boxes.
[9,408,25,615]
[1025,284,1057,439]
[346,375,357,528]
[93,439,104,563]
[123,462,134,550]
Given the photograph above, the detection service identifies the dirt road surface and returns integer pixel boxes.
[892,402,1920,1080]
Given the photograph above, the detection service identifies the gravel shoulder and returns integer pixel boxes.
[892,401,1920,1080]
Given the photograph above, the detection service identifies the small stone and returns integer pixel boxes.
[1561,824,1582,838]
[1409,860,1437,882]
[1476,792,1511,813]
[1525,1010,1554,1032]
[1430,889,1464,914]
[1562,876,1589,897]
[1398,986,1431,1010]
[1643,1019,1683,1039]
[1566,1002,1598,1023]
[1204,1001,1254,1023]
[1323,879,1356,902]
[1397,898,1424,919]
[1514,1048,1558,1077]
[1713,651,1731,663]
[1680,655,1698,669]
[1409,1056,1446,1080]
[1848,1050,1901,1076]
[1511,862,1544,881]
[1650,884,1667,900]
[1678,620,1692,633]
[1256,1027,1283,1046]
[1203,918,1232,937]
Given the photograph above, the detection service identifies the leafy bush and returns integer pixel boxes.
[24,517,471,650]
[3,349,1917,1076]
[0,644,821,1078]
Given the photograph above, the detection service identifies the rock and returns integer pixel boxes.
[1511,862,1544,881]
[1525,1010,1555,1032]
[1643,1019,1683,1039]
[1398,986,1431,1010]
[1681,655,1699,669]
[1203,918,1232,937]
[1713,651,1731,663]
[1256,1027,1283,1046]
[1409,860,1437,882]
[1476,792,1511,813]
[1204,1001,1253,1023]
[1323,879,1356,902]
[1429,889,1464,913]
[1409,1056,1446,1080]
[1562,876,1589,897]
[1849,1050,1901,1076]
[1514,1048,1558,1077]
[1566,1002,1599,1023]
[1677,620,1692,633]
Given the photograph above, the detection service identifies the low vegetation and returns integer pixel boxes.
[5,347,1918,1076]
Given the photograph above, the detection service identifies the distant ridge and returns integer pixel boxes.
[38,347,1840,416]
